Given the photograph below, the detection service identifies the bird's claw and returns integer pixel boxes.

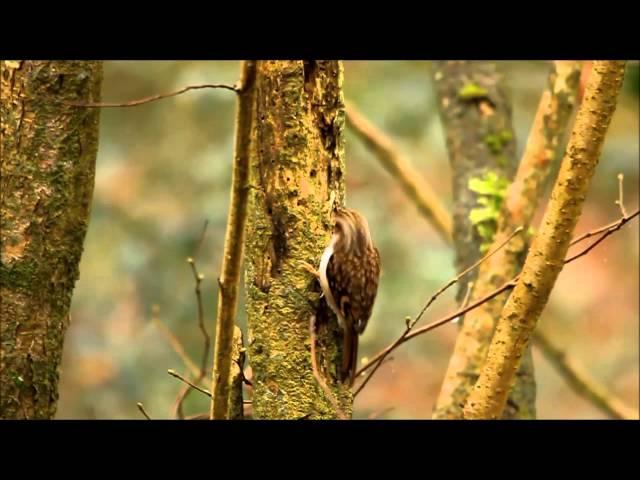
[300,260,320,279]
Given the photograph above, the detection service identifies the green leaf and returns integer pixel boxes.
[468,171,509,197]
[469,178,499,195]
[469,207,498,225]
[458,82,489,101]
[476,221,496,240]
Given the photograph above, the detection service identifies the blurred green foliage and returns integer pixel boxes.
[57,61,639,419]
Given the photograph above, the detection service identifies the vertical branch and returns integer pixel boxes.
[1,61,103,419]
[210,61,256,420]
[464,61,627,419]
[433,61,582,419]
[245,61,349,419]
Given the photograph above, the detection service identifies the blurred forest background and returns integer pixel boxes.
[55,61,639,419]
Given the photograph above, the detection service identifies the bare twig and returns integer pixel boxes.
[67,83,238,108]
[237,361,253,386]
[188,257,210,375]
[193,219,210,258]
[168,369,212,398]
[173,221,211,419]
[173,383,191,419]
[568,218,625,246]
[564,210,639,264]
[151,305,199,378]
[452,281,474,324]
[615,173,628,218]
[353,228,523,397]
[415,228,522,329]
[185,412,211,420]
[356,209,638,382]
[533,330,639,420]
[357,279,518,379]
[136,402,152,420]
[310,315,348,420]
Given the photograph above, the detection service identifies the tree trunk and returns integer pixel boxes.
[430,61,536,418]
[1,60,103,419]
[244,60,349,419]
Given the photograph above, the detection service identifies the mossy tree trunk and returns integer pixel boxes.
[1,60,103,419]
[430,61,536,419]
[244,61,349,419]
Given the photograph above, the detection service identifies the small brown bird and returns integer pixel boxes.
[315,207,381,386]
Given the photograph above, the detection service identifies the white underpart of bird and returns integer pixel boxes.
[318,232,345,330]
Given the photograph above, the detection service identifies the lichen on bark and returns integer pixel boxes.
[244,61,349,419]
[1,60,103,419]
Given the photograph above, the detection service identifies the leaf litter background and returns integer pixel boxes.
[56,61,639,419]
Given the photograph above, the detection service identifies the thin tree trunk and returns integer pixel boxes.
[464,60,627,419]
[210,61,255,419]
[1,60,103,419]
[244,61,349,419]
[430,60,536,418]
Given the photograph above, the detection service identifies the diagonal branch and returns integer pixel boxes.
[353,227,523,396]
[356,208,638,382]
[168,369,212,398]
[151,305,200,378]
[533,330,639,420]
[136,402,152,420]
[345,100,452,244]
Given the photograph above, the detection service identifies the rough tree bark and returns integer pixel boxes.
[244,61,349,419]
[464,60,627,419]
[1,60,103,419]
[430,60,536,418]
[433,61,582,419]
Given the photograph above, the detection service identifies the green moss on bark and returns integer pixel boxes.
[1,61,103,419]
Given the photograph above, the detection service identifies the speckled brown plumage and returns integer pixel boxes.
[320,207,381,386]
